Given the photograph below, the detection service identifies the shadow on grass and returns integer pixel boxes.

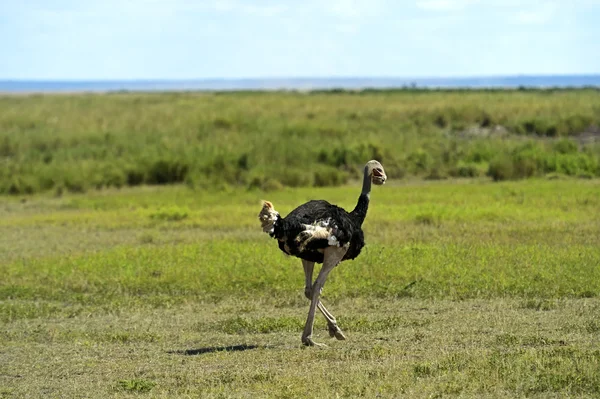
[168,344,262,356]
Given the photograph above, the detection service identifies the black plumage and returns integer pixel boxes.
[270,197,367,263]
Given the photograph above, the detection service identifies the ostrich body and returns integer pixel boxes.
[258,160,387,346]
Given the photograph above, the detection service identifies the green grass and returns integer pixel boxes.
[1,179,599,397]
[2,89,600,194]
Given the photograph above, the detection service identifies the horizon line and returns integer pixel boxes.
[2,73,600,82]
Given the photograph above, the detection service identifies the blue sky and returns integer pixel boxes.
[1,0,599,80]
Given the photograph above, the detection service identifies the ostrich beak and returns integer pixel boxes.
[372,169,387,185]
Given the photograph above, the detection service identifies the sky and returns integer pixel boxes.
[1,0,599,80]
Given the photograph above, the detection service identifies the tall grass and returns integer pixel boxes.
[1,89,599,194]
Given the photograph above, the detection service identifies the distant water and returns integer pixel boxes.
[1,75,599,93]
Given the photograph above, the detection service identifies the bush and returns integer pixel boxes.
[261,178,284,191]
[478,112,493,128]
[407,149,432,173]
[488,156,515,181]
[425,166,448,180]
[4,177,36,195]
[450,163,481,178]
[202,155,245,185]
[125,167,145,186]
[511,118,558,137]
[465,141,497,163]
[544,153,597,176]
[513,157,539,178]
[317,143,383,169]
[314,167,348,187]
[64,177,86,193]
[384,164,406,179]
[247,176,283,192]
[556,115,593,136]
[277,169,312,187]
[553,139,578,154]
[318,147,352,168]
[2,90,600,195]
[486,141,599,181]
[146,159,189,185]
[98,165,126,188]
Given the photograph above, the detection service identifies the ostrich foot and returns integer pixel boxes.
[301,336,327,347]
[328,324,346,340]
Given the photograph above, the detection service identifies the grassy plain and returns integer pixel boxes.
[1,178,599,398]
[2,89,600,195]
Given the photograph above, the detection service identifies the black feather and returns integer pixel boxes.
[270,198,368,264]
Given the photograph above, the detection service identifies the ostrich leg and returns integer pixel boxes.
[301,246,347,346]
[302,260,346,340]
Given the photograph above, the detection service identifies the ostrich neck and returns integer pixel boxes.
[350,166,371,226]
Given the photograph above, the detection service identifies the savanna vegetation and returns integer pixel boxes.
[1,90,600,397]
[1,179,599,398]
[1,88,600,195]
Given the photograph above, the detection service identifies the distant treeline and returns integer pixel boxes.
[1,89,599,195]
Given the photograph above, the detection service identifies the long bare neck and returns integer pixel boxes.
[350,165,371,226]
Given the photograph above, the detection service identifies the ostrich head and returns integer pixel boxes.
[366,160,387,186]
[258,200,279,233]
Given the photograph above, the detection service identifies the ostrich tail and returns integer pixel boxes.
[258,200,280,235]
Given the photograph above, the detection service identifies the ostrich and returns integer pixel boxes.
[258,160,387,346]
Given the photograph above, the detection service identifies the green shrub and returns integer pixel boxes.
[434,114,448,128]
[407,149,432,173]
[202,155,243,185]
[553,139,578,154]
[488,156,515,181]
[2,90,600,195]
[317,143,383,169]
[261,178,284,192]
[383,164,406,179]
[544,153,597,176]
[465,141,497,163]
[425,165,448,180]
[556,115,593,136]
[515,119,558,137]
[477,112,493,128]
[513,157,539,178]
[450,162,481,178]
[146,159,189,185]
[125,167,145,186]
[314,167,348,187]
[63,176,87,193]
[4,177,36,195]
[97,165,126,188]
[247,176,283,191]
[276,169,312,188]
